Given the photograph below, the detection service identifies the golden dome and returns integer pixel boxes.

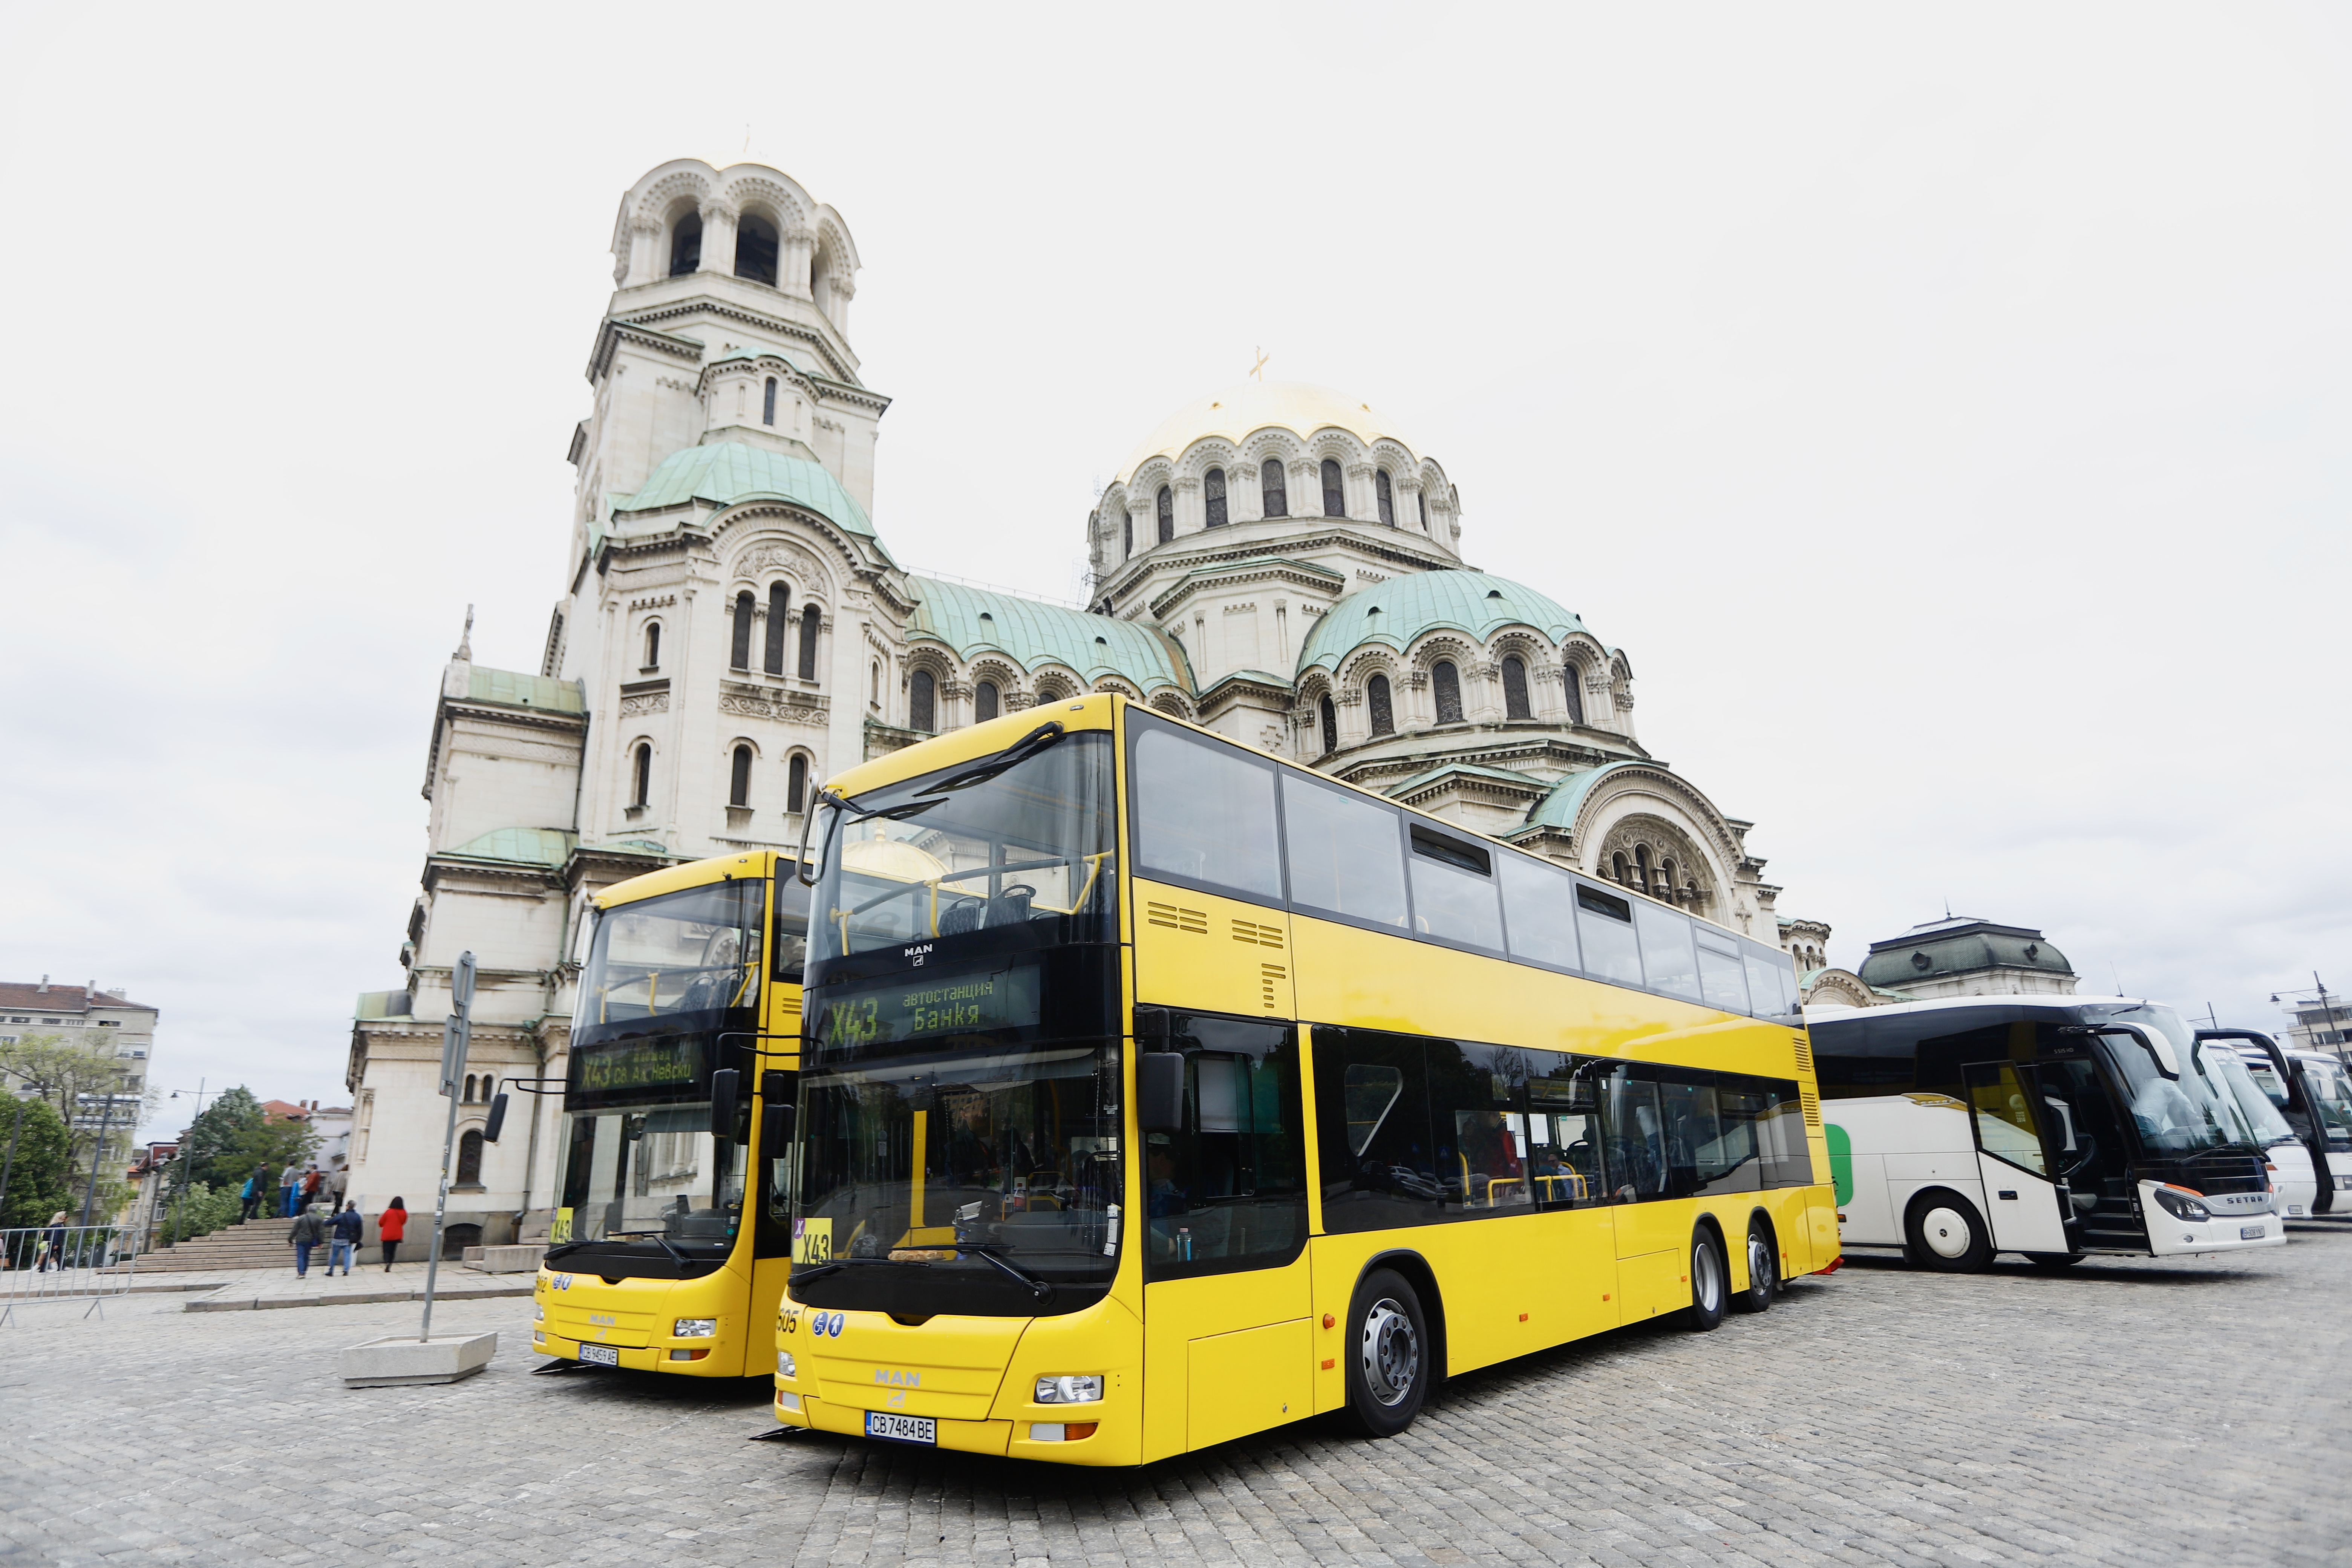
[1115,381,1417,485]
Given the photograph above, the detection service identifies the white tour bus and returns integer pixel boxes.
[1807,997,2284,1269]
[2207,1043,2317,1218]
[2199,1029,2352,1218]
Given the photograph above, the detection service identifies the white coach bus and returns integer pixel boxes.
[1806,997,2284,1270]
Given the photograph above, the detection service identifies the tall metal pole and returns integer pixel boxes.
[170,1078,205,1248]
[420,952,476,1343]
[77,1092,120,1233]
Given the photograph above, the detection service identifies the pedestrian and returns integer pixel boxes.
[329,1201,363,1276]
[378,1196,407,1271]
[300,1166,322,1210]
[289,1203,328,1278]
[238,1173,257,1222]
[245,1164,272,1223]
[278,1164,299,1217]
[36,1211,68,1271]
[328,1158,348,1210]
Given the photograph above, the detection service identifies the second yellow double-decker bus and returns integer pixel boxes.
[531,850,807,1378]
[772,695,1834,1463]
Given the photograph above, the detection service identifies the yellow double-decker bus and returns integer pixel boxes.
[771,696,1834,1463]
[531,850,807,1378]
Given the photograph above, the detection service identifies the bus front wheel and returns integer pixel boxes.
[1343,1269,1430,1438]
[1686,1230,1728,1331]
[1905,1190,1992,1272]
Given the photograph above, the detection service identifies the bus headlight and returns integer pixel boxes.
[2151,1188,2212,1223]
[777,1350,796,1379]
[674,1318,719,1338]
[533,1302,544,1322]
[1035,1374,1103,1404]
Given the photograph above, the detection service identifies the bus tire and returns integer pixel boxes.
[1686,1229,1728,1331]
[1905,1190,1992,1272]
[1343,1268,1430,1438]
[2025,1251,2086,1269]
[1732,1220,1777,1314]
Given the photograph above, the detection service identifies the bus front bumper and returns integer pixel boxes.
[534,1268,747,1376]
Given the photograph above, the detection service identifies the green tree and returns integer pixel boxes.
[179,1087,316,1196]
[162,1180,243,1243]
[0,1096,76,1233]
[0,1033,156,1220]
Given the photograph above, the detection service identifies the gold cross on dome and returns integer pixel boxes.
[1250,348,1268,381]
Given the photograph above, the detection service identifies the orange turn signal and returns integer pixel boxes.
[1321,1314,1335,1329]
[1320,1358,1335,1370]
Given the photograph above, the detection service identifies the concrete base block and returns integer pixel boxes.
[339,1332,498,1387]
[464,1244,548,1274]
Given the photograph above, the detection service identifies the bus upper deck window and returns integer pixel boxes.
[1498,851,1578,973]
[1133,727,1283,901]
[1633,901,1701,1002]
[1407,828,1502,952]
[1574,884,1642,986]
[1694,928,1750,1014]
[1281,772,1406,928]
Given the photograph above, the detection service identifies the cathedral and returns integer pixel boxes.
[343,158,1792,1247]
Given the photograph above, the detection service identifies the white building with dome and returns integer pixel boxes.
[341,157,1791,1249]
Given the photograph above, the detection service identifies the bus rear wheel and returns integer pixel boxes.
[1732,1221,1777,1314]
[1905,1190,1992,1272]
[1686,1230,1728,1331]
[1342,1269,1430,1438]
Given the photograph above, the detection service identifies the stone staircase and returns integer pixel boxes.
[135,1216,302,1273]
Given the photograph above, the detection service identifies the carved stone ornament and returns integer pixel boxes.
[732,541,825,586]
[717,692,829,725]
[619,693,670,718]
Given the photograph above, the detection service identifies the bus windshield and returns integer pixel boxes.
[556,1099,745,1252]
[2211,1049,2296,1146]
[796,1040,1125,1311]
[810,732,1115,962]
[579,879,765,1027]
[2092,1006,2256,1155]
[2299,1057,2352,1148]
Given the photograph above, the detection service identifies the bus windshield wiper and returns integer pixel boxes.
[919,721,1066,796]
[607,1230,693,1269]
[951,1242,1057,1302]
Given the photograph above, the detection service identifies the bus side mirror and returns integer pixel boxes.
[710,1068,741,1140]
[762,1102,795,1159]
[1138,1052,1185,1134]
[483,1091,510,1144]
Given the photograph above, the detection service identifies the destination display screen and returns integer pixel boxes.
[569,1034,708,1105]
[812,965,1043,1053]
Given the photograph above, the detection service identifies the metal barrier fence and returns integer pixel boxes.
[0,1225,140,1324]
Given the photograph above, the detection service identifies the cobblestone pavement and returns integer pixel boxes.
[3,1225,2347,1568]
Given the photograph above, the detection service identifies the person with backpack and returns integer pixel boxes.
[328,1202,363,1276]
[288,1204,329,1278]
[377,1197,407,1271]
[244,1165,272,1223]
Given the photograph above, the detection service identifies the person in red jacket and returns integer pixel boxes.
[378,1197,407,1271]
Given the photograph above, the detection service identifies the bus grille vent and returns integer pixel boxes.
[1147,902,1207,934]
[1231,920,1283,949]
[1801,1089,1822,1129]
[1260,963,1286,1010]
[1792,1040,1813,1073]
[779,996,802,1021]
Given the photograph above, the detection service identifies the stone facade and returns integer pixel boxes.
[344,157,1801,1242]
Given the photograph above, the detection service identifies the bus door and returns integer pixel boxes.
[1137,1013,1314,1459]
[1959,1061,2070,1254]
[2026,1054,2142,1248]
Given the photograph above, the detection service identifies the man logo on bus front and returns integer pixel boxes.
[905,942,932,968]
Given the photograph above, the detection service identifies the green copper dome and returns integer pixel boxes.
[908,578,1191,692]
[1297,571,1587,675]
[614,442,876,543]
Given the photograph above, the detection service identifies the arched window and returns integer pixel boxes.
[669,211,702,276]
[762,377,778,427]
[456,1129,483,1186]
[461,1074,475,1104]
[1432,661,1464,724]
[643,622,660,669]
[1204,467,1227,527]
[1368,674,1395,736]
[1611,851,1632,887]
[1320,459,1344,517]
[870,660,881,705]
[735,213,780,286]
[1417,490,1429,531]
[1121,513,1133,559]
[729,744,753,807]
[1502,655,1531,720]
[1376,470,1395,526]
[1156,485,1174,544]
[1319,694,1338,754]
[798,605,821,680]
[631,743,652,808]
[1261,459,1288,518]
[730,590,755,669]
[975,681,1000,723]
[1635,845,1654,893]
[787,753,808,815]
[910,669,936,732]
[764,583,789,674]
[1563,665,1586,726]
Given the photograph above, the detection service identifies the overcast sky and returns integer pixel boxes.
[3,3,2347,1132]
